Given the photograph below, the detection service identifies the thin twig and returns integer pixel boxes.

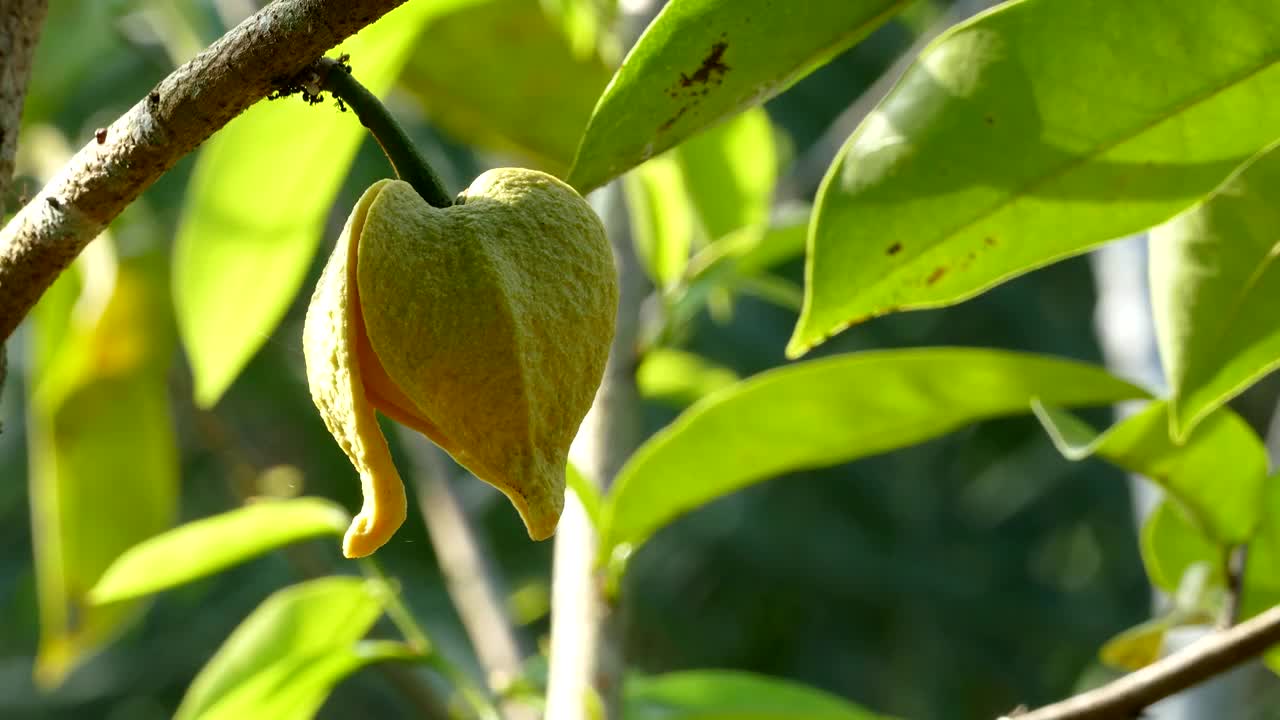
[310,56,453,208]
[1007,603,1280,720]
[0,0,409,340]
[1221,544,1248,629]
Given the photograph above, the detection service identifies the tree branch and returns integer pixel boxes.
[0,0,408,341]
[1007,603,1280,720]
[0,0,49,395]
[1,0,47,211]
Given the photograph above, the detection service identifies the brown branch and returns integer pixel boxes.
[0,0,47,211]
[1008,604,1280,720]
[0,0,49,396]
[0,0,408,341]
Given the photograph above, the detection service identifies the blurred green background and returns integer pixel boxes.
[0,1,1158,718]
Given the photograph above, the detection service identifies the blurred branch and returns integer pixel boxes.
[1007,602,1280,720]
[1221,545,1248,629]
[0,0,408,341]
[545,184,646,719]
[400,433,537,720]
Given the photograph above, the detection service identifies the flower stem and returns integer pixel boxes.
[315,56,453,208]
[359,557,501,720]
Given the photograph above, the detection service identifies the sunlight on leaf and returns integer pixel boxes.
[28,238,177,688]
[602,348,1147,555]
[568,0,909,193]
[174,577,405,720]
[1032,400,1266,544]
[790,0,1280,358]
[90,498,349,605]
[636,348,738,408]
[624,154,694,290]
[675,107,777,244]
[1151,141,1280,440]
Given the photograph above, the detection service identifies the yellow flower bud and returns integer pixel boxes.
[304,169,617,557]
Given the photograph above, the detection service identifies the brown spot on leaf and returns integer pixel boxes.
[680,41,729,88]
[984,236,997,246]
[659,105,689,133]
[886,242,902,256]
[984,114,995,126]
[926,267,947,285]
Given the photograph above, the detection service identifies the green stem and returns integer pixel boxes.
[316,56,453,208]
[359,558,501,720]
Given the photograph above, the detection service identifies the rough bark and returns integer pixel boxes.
[0,0,407,340]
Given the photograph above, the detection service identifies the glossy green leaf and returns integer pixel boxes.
[601,348,1148,553]
[174,2,442,407]
[675,107,777,243]
[401,0,614,176]
[789,0,1280,358]
[175,577,404,720]
[28,243,178,687]
[636,348,738,408]
[624,670,888,720]
[89,498,350,605]
[1151,142,1280,440]
[1032,400,1266,544]
[625,154,694,289]
[567,0,910,193]
[1140,501,1221,594]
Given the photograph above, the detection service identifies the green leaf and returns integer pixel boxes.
[89,498,349,605]
[1031,401,1267,544]
[675,107,777,243]
[688,209,809,281]
[670,211,809,329]
[636,348,738,408]
[175,577,405,720]
[566,462,603,530]
[625,154,694,289]
[173,2,442,407]
[601,348,1147,554]
[567,0,910,193]
[401,0,614,176]
[1151,141,1280,440]
[1139,500,1220,594]
[788,0,1280,358]
[624,670,888,720]
[28,243,178,688]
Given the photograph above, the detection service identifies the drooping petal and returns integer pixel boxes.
[302,179,407,558]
